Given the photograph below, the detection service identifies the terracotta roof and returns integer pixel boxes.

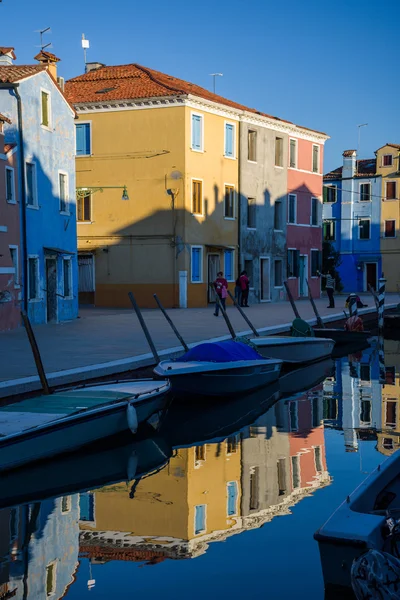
[0,112,11,124]
[79,545,172,563]
[385,143,400,149]
[0,47,16,60]
[343,149,356,157]
[34,50,61,63]
[4,143,17,153]
[0,64,45,83]
[324,158,377,180]
[65,63,328,136]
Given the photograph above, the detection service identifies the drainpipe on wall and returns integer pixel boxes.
[237,122,241,279]
[0,82,28,312]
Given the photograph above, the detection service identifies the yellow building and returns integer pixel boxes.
[377,339,400,456]
[65,63,244,308]
[375,144,400,291]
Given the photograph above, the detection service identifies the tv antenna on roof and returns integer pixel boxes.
[37,27,52,51]
[82,34,90,73]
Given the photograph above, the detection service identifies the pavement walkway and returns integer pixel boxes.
[2,293,399,397]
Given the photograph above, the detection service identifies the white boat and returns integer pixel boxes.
[0,380,170,472]
[249,336,335,363]
[314,450,400,594]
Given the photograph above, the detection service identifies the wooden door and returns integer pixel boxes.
[208,254,220,302]
[46,258,57,322]
[365,263,377,291]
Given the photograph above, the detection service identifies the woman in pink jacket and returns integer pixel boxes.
[239,270,250,307]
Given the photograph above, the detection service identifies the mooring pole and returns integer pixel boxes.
[153,294,189,352]
[128,292,160,363]
[378,277,386,335]
[21,311,51,395]
[348,293,358,319]
[306,280,324,328]
[284,281,301,319]
[227,290,259,337]
[211,286,236,339]
[378,336,386,384]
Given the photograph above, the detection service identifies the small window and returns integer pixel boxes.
[359,219,371,240]
[311,250,321,277]
[191,114,203,151]
[191,247,202,283]
[314,447,323,472]
[288,194,296,224]
[289,138,297,168]
[192,180,203,215]
[289,401,298,431]
[28,257,39,300]
[79,492,95,522]
[41,90,50,128]
[274,260,283,287]
[360,400,371,424]
[249,466,259,510]
[77,194,92,222]
[386,402,397,428]
[227,481,238,516]
[323,185,337,203]
[275,137,283,167]
[225,123,235,158]
[248,130,257,161]
[383,154,393,167]
[277,458,287,496]
[247,197,256,229]
[46,561,56,597]
[26,162,37,207]
[194,504,206,534]
[226,435,239,454]
[9,246,19,286]
[385,366,396,385]
[360,182,371,202]
[323,220,336,241]
[386,181,397,200]
[291,455,300,489]
[63,258,72,298]
[59,173,68,213]
[311,197,319,226]
[312,396,320,427]
[385,220,396,238]
[287,249,299,278]
[5,167,15,203]
[61,496,72,513]
[75,123,91,156]
[224,185,235,218]
[224,249,234,282]
[360,364,371,382]
[383,438,394,450]
[312,145,319,173]
[274,200,283,230]
[195,445,206,462]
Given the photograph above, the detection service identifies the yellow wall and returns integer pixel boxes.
[378,339,400,455]
[376,145,400,291]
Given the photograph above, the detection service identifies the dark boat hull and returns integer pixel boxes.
[313,328,372,346]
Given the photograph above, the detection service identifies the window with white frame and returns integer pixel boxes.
[224,185,235,218]
[191,246,203,283]
[75,123,91,156]
[59,172,68,213]
[360,182,371,202]
[312,145,320,173]
[287,249,299,278]
[28,257,39,300]
[385,220,396,238]
[77,194,92,222]
[323,220,336,241]
[275,137,283,167]
[227,481,238,516]
[274,260,283,287]
[63,258,72,298]
[46,561,57,597]
[386,181,397,200]
[194,504,206,535]
[314,446,323,472]
[289,139,297,168]
[41,90,51,128]
[225,123,235,158]
[359,219,371,240]
[26,162,37,207]
[311,249,321,276]
[288,194,297,224]
[247,197,256,229]
[311,197,319,225]
[383,154,393,167]
[291,455,300,489]
[61,496,72,513]
[5,166,15,203]
[191,113,203,151]
[224,249,234,282]
[9,246,19,286]
[248,130,257,162]
[323,185,337,203]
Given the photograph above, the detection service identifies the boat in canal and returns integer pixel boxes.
[249,336,335,364]
[154,340,282,396]
[313,327,372,346]
[279,357,334,396]
[0,380,170,472]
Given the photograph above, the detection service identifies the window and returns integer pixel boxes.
[289,401,298,430]
[224,123,235,158]
[314,447,323,472]
[77,194,91,222]
[323,220,336,241]
[59,172,68,213]
[288,194,297,224]
[360,400,371,425]
[191,246,202,283]
[191,113,203,151]
[385,366,396,385]
[224,185,235,218]
[75,123,91,156]
[28,257,39,300]
[383,154,393,167]
[385,220,396,238]
[192,179,203,215]
[277,459,287,496]
[63,258,72,298]
[386,402,397,428]
[311,249,321,276]
[274,260,283,287]
[61,496,71,513]
[287,249,299,278]
[194,505,206,534]
[224,249,234,282]
[311,197,319,226]
[26,162,37,207]
[46,562,56,597]
[360,182,371,202]
[324,398,338,420]
[312,144,320,173]
[248,130,257,161]
[79,492,95,522]
[323,185,337,203]
[9,246,19,286]
[5,166,15,203]
[289,138,297,168]
[247,197,256,229]
[291,455,300,489]
[386,181,397,200]
[227,481,238,516]
[360,364,371,382]
[359,219,371,240]
[274,200,283,230]
[249,466,259,510]
[195,445,206,463]
[312,396,320,427]
[41,90,50,128]
[275,137,283,167]
[226,435,239,454]
[383,438,394,450]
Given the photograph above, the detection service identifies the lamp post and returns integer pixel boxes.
[76,185,129,201]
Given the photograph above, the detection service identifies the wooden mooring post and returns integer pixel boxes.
[21,311,51,395]
[227,291,259,337]
[283,281,301,319]
[378,277,386,335]
[153,294,189,352]
[128,292,160,363]
[306,280,324,328]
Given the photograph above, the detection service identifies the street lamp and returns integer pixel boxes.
[76,186,129,201]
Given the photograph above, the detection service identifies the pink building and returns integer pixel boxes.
[286,137,324,300]
[0,113,20,331]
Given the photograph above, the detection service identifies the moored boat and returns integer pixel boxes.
[249,336,335,364]
[314,328,372,346]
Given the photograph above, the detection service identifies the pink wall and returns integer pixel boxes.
[0,131,20,331]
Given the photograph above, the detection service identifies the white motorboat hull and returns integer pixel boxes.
[250,336,335,363]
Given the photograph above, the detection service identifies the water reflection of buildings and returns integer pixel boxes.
[376,340,400,456]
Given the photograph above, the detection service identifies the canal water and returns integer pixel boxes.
[1,338,399,599]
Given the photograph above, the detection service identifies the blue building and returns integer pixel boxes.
[0,47,78,324]
[323,150,382,292]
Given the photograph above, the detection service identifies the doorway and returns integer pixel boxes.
[208,254,220,302]
[45,257,57,323]
[299,255,308,297]
[365,262,377,291]
[260,257,270,301]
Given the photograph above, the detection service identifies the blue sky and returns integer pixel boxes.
[2,0,399,170]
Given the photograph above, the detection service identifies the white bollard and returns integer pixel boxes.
[378,277,386,334]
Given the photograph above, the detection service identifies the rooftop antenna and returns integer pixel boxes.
[82,34,90,73]
[209,73,223,94]
[356,123,368,175]
[38,27,52,51]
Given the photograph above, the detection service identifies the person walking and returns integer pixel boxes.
[234,275,242,307]
[318,269,335,308]
[213,271,228,316]
[239,270,250,307]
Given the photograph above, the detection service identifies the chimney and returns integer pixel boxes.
[85,62,105,73]
[342,149,357,179]
[0,47,16,65]
[34,50,60,80]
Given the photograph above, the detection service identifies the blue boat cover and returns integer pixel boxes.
[178,340,264,363]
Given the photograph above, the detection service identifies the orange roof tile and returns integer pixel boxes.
[66,63,327,136]
[0,112,11,124]
[34,50,61,63]
[0,47,16,60]
[0,64,45,83]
